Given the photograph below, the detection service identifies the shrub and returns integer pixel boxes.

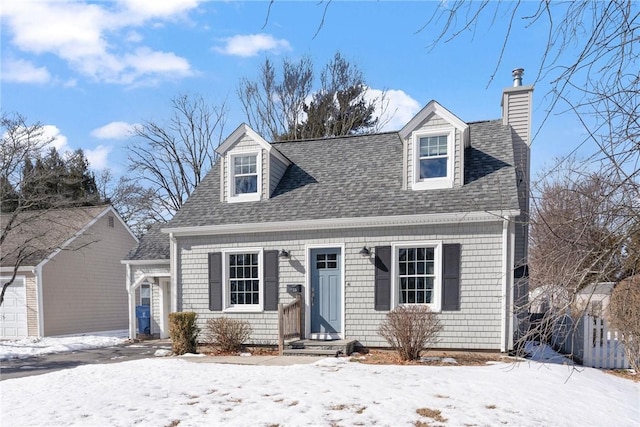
[204,317,252,353]
[168,312,199,355]
[378,305,442,361]
[607,275,640,371]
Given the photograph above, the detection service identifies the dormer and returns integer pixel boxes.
[215,124,291,203]
[399,101,469,191]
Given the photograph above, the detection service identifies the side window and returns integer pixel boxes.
[140,284,151,306]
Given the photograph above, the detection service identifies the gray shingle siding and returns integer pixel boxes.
[177,222,505,350]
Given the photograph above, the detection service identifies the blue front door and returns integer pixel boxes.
[310,248,342,337]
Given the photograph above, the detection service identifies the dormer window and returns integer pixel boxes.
[234,155,257,193]
[419,135,448,179]
[228,151,261,202]
[412,128,454,190]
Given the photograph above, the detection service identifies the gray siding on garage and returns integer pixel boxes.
[177,221,504,350]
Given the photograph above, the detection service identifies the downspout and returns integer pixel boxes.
[170,233,178,312]
[35,266,44,338]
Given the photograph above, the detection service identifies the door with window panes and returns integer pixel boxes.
[310,248,342,337]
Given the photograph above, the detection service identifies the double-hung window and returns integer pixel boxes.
[393,242,442,311]
[412,129,454,190]
[224,250,263,311]
[229,152,261,202]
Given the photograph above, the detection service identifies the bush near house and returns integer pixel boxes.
[378,305,442,361]
[607,276,640,371]
[168,312,199,355]
[204,317,252,353]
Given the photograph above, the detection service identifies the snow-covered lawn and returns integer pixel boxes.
[0,332,127,360]
[2,355,638,426]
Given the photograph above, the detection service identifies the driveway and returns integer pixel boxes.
[1,340,172,381]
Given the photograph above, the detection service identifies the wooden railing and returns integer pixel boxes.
[278,295,302,355]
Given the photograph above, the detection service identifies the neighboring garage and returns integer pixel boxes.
[0,206,137,338]
[0,277,28,339]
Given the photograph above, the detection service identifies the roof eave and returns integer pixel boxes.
[162,210,520,237]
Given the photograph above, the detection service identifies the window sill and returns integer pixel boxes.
[412,178,453,191]
[223,306,263,313]
[227,194,261,203]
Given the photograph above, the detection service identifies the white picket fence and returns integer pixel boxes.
[551,314,630,369]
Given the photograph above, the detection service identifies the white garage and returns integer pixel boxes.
[0,277,28,339]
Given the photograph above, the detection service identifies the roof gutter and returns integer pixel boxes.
[162,210,520,237]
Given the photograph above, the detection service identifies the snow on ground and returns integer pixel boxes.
[0,331,127,360]
[2,357,638,426]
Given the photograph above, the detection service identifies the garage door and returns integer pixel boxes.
[0,278,28,339]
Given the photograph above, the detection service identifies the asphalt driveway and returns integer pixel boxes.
[0,340,172,381]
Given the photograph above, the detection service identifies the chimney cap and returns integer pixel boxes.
[512,68,525,87]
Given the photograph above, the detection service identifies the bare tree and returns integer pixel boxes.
[238,52,384,141]
[124,93,227,231]
[0,113,100,305]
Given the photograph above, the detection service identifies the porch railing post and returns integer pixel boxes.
[278,302,284,356]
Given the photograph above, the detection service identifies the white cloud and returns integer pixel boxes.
[91,121,140,140]
[85,145,112,170]
[215,33,291,57]
[40,125,70,155]
[120,0,202,19]
[0,58,50,84]
[1,0,199,85]
[366,88,421,131]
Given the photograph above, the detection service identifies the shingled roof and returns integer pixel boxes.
[165,119,519,229]
[0,205,111,267]
[124,223,170,261]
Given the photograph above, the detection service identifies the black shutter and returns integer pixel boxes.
[442,244,461,311]
[263,250,279,311]
[209,252,222,311]
[374,246,392,311]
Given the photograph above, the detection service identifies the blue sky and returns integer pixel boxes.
[1,1,588,179]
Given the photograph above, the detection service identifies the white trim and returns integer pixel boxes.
[221,248,264,313]
[400,100,469,146]
[411,128,455,190]
[216,123,290,166]
[0,266,35,273]
[390,241,443,312]
[36,264,44,337]
[162,210,519,237]
[158,278,170,339]
[121,259,170,266]
[305,243,345,340]
[500,219,513,352]
[227,150,262,203]
[170,233,178,312]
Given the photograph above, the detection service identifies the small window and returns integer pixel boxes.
[228,152,261,202]
[419,135,448,179]
[316,253,338,269]
[412,129,454,190]
[233,155,258,194]
[140,284,151,306]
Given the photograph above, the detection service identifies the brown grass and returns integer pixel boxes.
[353,349,510,366]
[416,407,447,423]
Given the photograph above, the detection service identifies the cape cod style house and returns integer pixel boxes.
[123,70,533,352]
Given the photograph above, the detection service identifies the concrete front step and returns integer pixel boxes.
[284,339,356,356]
